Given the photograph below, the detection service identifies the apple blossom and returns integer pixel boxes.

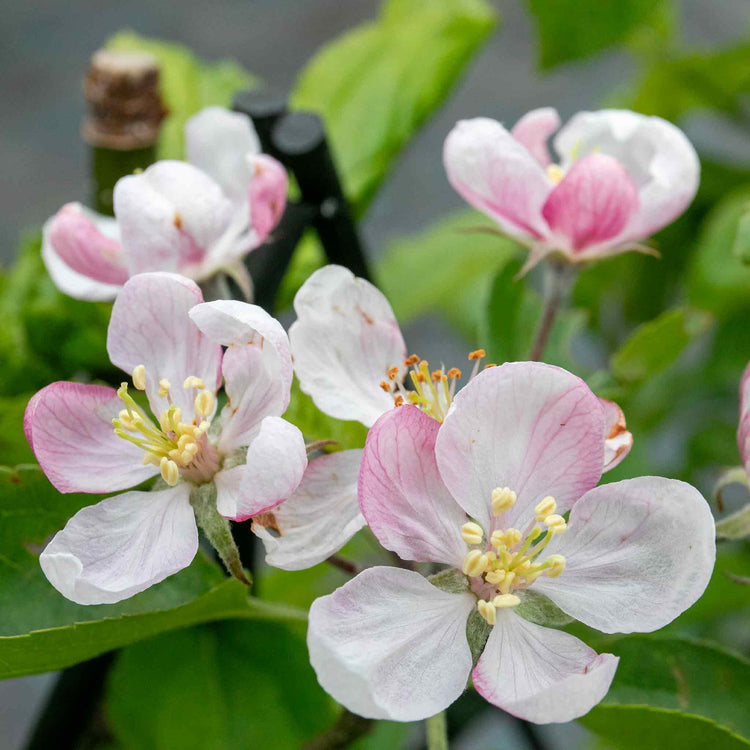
[42,106,287,301]
[444,108,700,271]
[25,272,310,604]
[738,361,750,476]
[289,264,631,470]
[307,362,715,723]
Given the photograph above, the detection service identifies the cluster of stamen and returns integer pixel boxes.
[113,364,217,486]
[379,349,496,422]
[460,487,567,625]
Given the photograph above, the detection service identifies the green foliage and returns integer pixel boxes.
[107,620,332,749]
[106,31,258,160]
[292,0,497,214]
[527,0,662,69]
[0,465,303,678]
[581,636,750,748]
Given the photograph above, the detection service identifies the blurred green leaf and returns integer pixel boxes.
[716,504,750,541]
[0,396,35,466]
[688,187,750,319]
[0,465,304,678]
[734,206,750,263]
[610,307,713,385]
[107,31,258,160]
[527,0,662,69]
[291,0,497,214]
[581,636,750,748]
[107,619,332,749]
[378,211,517,330]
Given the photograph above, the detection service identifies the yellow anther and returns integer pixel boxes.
[485,569,506,585]
[183,376,205,390]
[404,354,420,366]
[544,514,567,535]
[447,368,462,379]
[380,381,391,392]
[535,495,557,521]
[394,395,405,407]
[461,522,484,546]
[158,378,171,397]
[462,550,489,578]
[132,365,147,391]
[468,349,486,361]
[142,452,161,466]
[503,528,523,547]
[500,570,516,594]
[477,599,496,626]
[546,163,564,185]
[431,370,444,383]
[491,487,517,516]
[387,366,400,381]
[160,457,179,486]
[493,593,521,609]
[490,529,506,549]
[545,554,566,578]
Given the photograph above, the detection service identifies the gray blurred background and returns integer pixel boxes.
[0,0,747,747]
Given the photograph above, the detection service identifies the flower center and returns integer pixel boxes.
[459,487,567,625]
[380,349,495,423]
[112,365,219,486]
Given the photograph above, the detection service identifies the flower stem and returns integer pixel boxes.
[426,711,449,750]
[303,709,374,750]
[327,554,359,576]
[529,260,576,362]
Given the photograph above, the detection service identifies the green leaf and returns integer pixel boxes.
[734,206,750,264]
[107,619,332,749]
[610,307,713,385]
[527,0,662,70]
[688,187,750,319]
[581,636,750,748]
[0,396,36,466]
[0,465,304,678]
[106,31,258,161]
[378,211,517,329]
[291,0,497,214]
[716,504,750,541]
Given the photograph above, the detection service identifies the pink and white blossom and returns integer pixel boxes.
[43,107,287,301]
[307,362,715,723]
[26,272,308,604]
[738,361,750,476]
[444,108,700,270]
[290,264,631,471]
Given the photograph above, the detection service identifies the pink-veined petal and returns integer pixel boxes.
[45,203,127,285]
[541,154,639,253]
[42,210,123,301]
[738,362,750,474]
[247,154,288,243]
[114,160,236,276]
[436,362,605,533]
[289,265,407,427]
[189,299,293,396]
[252,449,365,570]
[308,566,475,721]
[554,109,699,243]
[185,106,260,212]
[443,117,551,241]
[360,405,466,567]
[25,382,157,494]
[473,610,618,724]
[599,398,633,472]
[221,416,307,520]
[107,273,222,418]
[40,483,197,605]
[533,476,716,634]
[511,107,561,168]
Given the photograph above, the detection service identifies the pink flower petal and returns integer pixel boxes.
[247,154,288,243]
[554,109,699,243]
[289,265,407,427]
[541,153,639,253]
[738,362,750,474]
[25,382,157,494]
[443,117,551,241]
[185,106,260,211]
[223,416,307,520]
[436,362,605,532]
[360,405,466,567]
[511,107,561,168]
[599,398,633,472]
[252,449,365,571]
[45,203,128,285]
[308,567,475,721]
[473,610,618,724]
[107,273,223,419]
[533,477,716,634]
[40,484,197,605]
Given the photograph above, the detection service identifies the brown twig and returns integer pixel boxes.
[303,709,374,750]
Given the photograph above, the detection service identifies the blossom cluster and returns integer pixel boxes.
[25,105,718,725]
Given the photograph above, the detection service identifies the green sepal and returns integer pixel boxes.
[515,589,574,628]
[465,609,492,666]
[428,567,469,594]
